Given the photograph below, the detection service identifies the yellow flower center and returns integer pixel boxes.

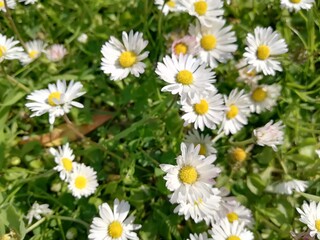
[290,0,301,3]
[227,212,239,223]
[231,148,247,162]
[226,104,239,119]
[0,1,4,8]
[194,99,209,115]
[251,87,267,102]
[179,165,198,184]
[257,45,271,60]
[108,221,123,238]
[199,144,206,155]
[174,43,188,55]
[176,70,193,85]
[28,50,39,59]
[200,35,217,51]
[119,51,137,68]
[227,236,240,240]
[61,158,73,172]
[246,70,256,77]
[0,45,7,57]
[194,198,203,206]
[47,91,61,106]
[194,0,208,16]
[315,219,320,231]
[74,176,87,189]
[166,0,175,7]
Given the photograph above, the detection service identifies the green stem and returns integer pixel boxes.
[3,0,27,50]
[51,216,90,229]
[229,138,255,146]
[26,216,49,233]
[1,65,31,93]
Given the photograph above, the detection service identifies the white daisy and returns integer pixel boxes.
[189,20,237,68]
[19,0,37,5]
[181,90,225,131]
[154,0,183,15]
[188,232,212,240]
[296,201,320,239]
[220,89,251,135]
[253,120,284,151]
[25,80,86,125]
[236,59,263,86]
[77,33,88,43]
[171,35,199,57]
[49,143,76,181]
[174,188,221,224]
[216,200,253,227]
[25,202,52,225]
[88,199,141,240]
[249,84,281,113]
[243,26,288,76]
[0,33,24,62]
[101,30,149,81]
[155,54,216,98]
[20,39,46,65]
[179,0,224,27]
[68,163,98,198]
[184,129,217,156]
[45,44,67,62]
[160,143,221,204]
[281,0,314,12]
[209,218,254,240]
[0,0,16,12]
[268,179,308,195]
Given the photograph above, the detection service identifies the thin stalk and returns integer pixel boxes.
[3,0,27,50]
[1,65,30,92]
[229,137,255,146]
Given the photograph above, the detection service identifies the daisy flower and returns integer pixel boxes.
[160,143,221,204]
[0,0,16,12]
[101,30,149,81]
[181,90,225,131]
[45,44,67,62]
[68,163,98,198]
[280,0,315,12]
[268,179,308,195]
[209,218,254,240]
[154,0,183,15]
[88,199,141,240]
[249,84,281,113]
[19,0,37,5]
[0,34,24,62]
[25,80,86,125]
[188,232,212,240]
[174,188,221,224]
[220,89,251,135]
[49,143,76,181]
[25,202,52,225]
[216,200,253,227]
[253,120,284,151]
[184,129,217,156]
[171,35,199,57]
[296,201,320,239]
[236,59,263,86]
[243,26,288,76]
[155,54,216,98]
[189,20,237,68]
[179,0,224,27]
[20,40,46,65]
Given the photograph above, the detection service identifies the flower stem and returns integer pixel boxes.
[229,137,255,146]
[3,0,27,50]
[1,65,30,92]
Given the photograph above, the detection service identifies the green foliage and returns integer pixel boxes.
[0,0,319,239]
